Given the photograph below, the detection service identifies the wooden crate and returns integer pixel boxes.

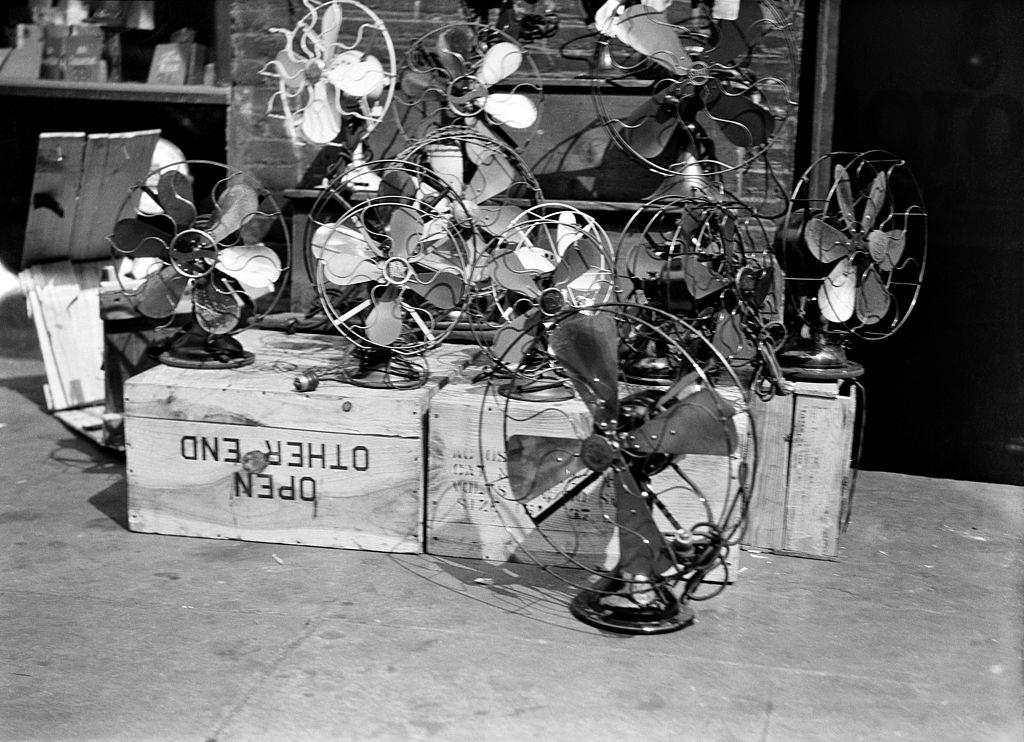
[17,129,160,447]
[124,329,476,553]
[426,377,750,582]
[744,380,859,559]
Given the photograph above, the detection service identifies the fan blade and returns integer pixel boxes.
[833,164,857,232]
[602,5,691,76]
[273,49,306,90]
[407,270,463,309]
[492,310,541,368]
[312,222,379,259]
[861,171,887,233]
[628,388,737,456]
[318,1,342,59]
[468,203,524,238]
[612,467,675,579]
[322,252,379,286]
[465,133,516,202]
[867,229,906,271]
[804,217,852,263]
[365,289,404,346]
[702,86,774,147]
[193,279,243,335]
[678,254,726,300]
[216,244,282,298]
[435,26,469,78]
[400,68,438,98]
[110,218,172,259]
[620,94,678,159]
[481,93,538,129]
[377,166,420,202]
[425,141,464,195]
[477,41,523,86]
[555,210,581,257]
[855,265,892,324]
[299,79,342,144]
[156,170,196,229]
[135,264,188,319]
[208,179,261,243]
[506,434,585,503]
[620,240,665,281]
[489,251,544,298]
[712,309,747,360]
[326,50,386,99]
[388,206,424,258]
[702,0,763,65]
[818,256,857,323]
[548,312,620,426]
[238,199,278,246]
[552,240,604,289]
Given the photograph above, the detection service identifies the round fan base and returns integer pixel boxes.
[569,577,695,635]
[498,377,574,403]
[780,361,864,382]
[159,349,255,370]
[622,356,683,386]
[352,366,426,390]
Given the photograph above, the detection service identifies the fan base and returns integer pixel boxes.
[569,577,695,635]
[353,357,427,390]
[781,362,864,382]
[160,350,255,370]
[158,330,255,370]
[498,376,574,402]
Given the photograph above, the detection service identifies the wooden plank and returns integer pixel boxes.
[66,133,112,261]
[20,268,70,410]
[125,417,424,553]
[21,131,86,268]
[744,391,794,551]
[81,129,160,260]
[782,383,852,557]
[54,405,109,447]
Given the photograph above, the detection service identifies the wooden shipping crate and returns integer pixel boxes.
[427,377,750,582]
[744,380,859,559]
[124,329,476,553]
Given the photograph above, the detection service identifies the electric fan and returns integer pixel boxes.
[305,158,475,388]
[482,303,752,633]
[108,160,288,369]
[616,193,783,385]
[394,22,544,152]
[478,204,616,399]
[589,0,799,178]
[775,151,927,380]
[263,0,396,154]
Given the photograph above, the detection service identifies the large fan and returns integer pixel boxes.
[775,151,927,379]
[108,161,287,369]
[481,204,616,399]
[616,193,783,386]
[263,0,396,148]
[306,159,475,388]
[394,23,543,151]
[482,303,752,633]
[590,0,798,178]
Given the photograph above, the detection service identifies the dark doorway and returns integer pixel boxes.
[831,0,1024,484]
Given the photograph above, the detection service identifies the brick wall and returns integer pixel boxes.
[227,0,804,213]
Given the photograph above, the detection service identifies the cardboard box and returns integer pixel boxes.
[124,330,476,552]
[744,380,859,559]
[426,376,750,582]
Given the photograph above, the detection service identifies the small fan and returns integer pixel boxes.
[590,0,798,178]
[775,151,927,380]
[394,22,544,151]
[482,303,752,633]
[108,161,288,369]
[306,159,475,388]
[263,0,396,149]
[481,204,616,400]
[616,193,783,385]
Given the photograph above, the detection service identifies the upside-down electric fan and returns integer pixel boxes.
[616,193,782,385]
[481,303,752,633]
[108,161,288,369]
[774,151,927,379]
[589,0,798,179]
[304,159,475,388]
[479,204,616,399]
[394,22,543,151]
[263,0,396,170]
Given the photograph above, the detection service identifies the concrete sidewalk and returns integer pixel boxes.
[2,292,1022,741]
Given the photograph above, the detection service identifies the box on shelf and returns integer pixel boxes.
[147,41,206,85]
[744,379,859,560]
[124,330,477,553]
[18,129,161,447]
[426,375,750,583]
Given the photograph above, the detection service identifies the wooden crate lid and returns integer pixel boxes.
[124,329,477,438]
[22,129,160,269]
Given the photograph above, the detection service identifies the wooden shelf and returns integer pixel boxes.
[0,77,230,105]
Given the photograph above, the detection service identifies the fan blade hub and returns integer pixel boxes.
[538,287,566,316]
[381,256,414,285]
[447,75,489,112]
[580,434,618,473]
[169,228,218,278]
